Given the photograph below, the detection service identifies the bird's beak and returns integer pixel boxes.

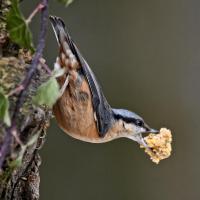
[143,124,159,134]
[135,128,159,152]
[147,128,159,134]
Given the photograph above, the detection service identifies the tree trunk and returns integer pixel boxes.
[0,1,50,199]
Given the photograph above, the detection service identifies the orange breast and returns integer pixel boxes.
[53,74,100,140]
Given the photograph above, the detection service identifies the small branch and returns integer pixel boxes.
[7,85,24,97]
[26,3,45,24]
[0,0,49,170]
[39,58,52,75]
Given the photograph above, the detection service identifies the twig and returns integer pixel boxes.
[0,0,49,169]
[26,3,45,24]
[7,85,24,97]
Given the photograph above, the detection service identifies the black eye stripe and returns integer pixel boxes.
[113,113,144,126]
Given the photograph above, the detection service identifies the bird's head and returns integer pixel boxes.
[112,109,158,147]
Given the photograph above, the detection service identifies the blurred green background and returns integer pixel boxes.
[22,0,200,199]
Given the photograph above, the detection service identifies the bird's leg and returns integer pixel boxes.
[54,57,70,97]
[59,75,69,97]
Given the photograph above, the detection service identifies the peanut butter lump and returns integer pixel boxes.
[141,128,172,164]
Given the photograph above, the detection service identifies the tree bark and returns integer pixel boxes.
[0,0,50,199]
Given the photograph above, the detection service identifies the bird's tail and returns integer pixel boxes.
[49,15,66,46]
[49,15,80,62]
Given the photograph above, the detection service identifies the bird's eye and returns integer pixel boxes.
[135,119,144,127]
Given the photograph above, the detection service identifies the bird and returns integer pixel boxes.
[49,16,158,147]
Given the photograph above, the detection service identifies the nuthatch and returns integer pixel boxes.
[49,16,158,147]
